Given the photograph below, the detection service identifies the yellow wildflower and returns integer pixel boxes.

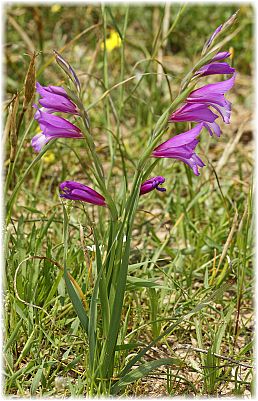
[101,30,122,52]
[51,4,61,13]
[42,151,55,165]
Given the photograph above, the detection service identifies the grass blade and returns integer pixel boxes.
[62,204,89,335]
[119,283,230,378]
[111,357,183,395]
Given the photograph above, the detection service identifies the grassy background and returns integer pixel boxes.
[4,3,254,397]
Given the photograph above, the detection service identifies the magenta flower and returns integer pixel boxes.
[169,103,221,137]
[195,62,235,77]
[32,106,83,152]
[36,82,79,114]
[59,181,106,206]
[140,176,166,195]
[186,73,236,124]
[152,124,205,176]
[169,74,236,137]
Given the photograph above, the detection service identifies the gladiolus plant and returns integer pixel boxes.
[8,12,238,396]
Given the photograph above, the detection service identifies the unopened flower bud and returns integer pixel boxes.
[53,50,81,93]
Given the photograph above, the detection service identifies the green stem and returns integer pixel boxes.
[102,5,114,187]
[99,168,143,379]
[80,113,118,221]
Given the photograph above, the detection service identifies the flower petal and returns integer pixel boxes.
[31,132,49,152]
[211,52,231,62]
[196,62,235,77]
[169,103,218,123]
[203,121,221,137]
[188,73,236,100]
[156,124,204,150]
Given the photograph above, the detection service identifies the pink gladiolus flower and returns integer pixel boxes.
[152,124,205,176]
[186,73,236,125]
[32,106,83,152]
[36,82,79,114]
[169,103,221,137]
[169,73,236,137]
